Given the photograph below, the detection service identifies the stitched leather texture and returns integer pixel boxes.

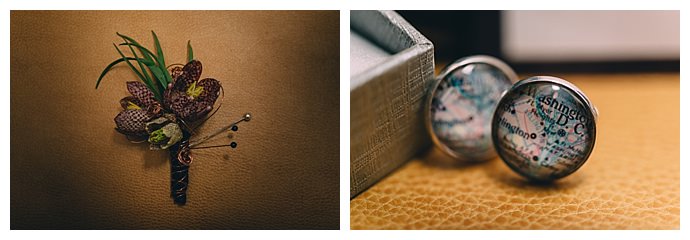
[11,11,339,229]
[351,73,679,229]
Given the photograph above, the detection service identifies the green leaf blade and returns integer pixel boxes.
[117,32,155,63]
[96,57,151,89]
[98,32,176,96]
[112,43,147,85]
[121,38,162,101]
[163,66,173,87]
[149,66,167,91]
[96,57,132,89]
[152,31,166,69]
[187,40,193,63]
[118,42,157,63]
[151,31,169,87]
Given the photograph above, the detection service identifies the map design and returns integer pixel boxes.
[430,63,512,161]
[492,80,596,181]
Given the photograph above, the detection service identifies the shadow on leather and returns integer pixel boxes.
[421,147,487,169]
[483,159,584,191]
[420,146,584,191]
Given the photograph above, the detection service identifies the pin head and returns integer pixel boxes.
[491,76,597,181]
[426,55,517,161]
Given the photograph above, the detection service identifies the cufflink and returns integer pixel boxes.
[492,76,597,181]
[426,56,597,181]
[425,55,517,162]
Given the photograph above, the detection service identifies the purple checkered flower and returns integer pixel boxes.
[114,81,163,139]
[164,60,221,123]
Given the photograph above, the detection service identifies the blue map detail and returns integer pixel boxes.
[430,63,512,161]
[493,83,595,181]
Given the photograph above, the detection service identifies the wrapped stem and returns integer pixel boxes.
[169,136,191,205]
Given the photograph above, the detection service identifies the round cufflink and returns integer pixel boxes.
[491,76,597,181]
[425,55,518,162]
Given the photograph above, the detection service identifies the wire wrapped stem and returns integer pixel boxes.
[169,135,191,205]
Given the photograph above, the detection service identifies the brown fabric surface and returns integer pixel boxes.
[11,10,339,229]
[351,73,679,229]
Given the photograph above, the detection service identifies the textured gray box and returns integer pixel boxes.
[350,10,435,198]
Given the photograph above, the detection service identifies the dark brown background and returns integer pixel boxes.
[11,11,339,229]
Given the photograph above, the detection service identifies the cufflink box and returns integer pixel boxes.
[350,10,435,198]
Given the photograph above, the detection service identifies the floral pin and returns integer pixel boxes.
[97,32,251,205]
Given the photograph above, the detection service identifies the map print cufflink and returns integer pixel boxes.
[426,56,597,181]
[426,55,518,162]
[492,76,597,181]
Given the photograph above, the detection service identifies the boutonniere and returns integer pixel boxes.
[97,32,251,205]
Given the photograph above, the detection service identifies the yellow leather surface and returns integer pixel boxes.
[351,73,679,229]
[11,11,339,229]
